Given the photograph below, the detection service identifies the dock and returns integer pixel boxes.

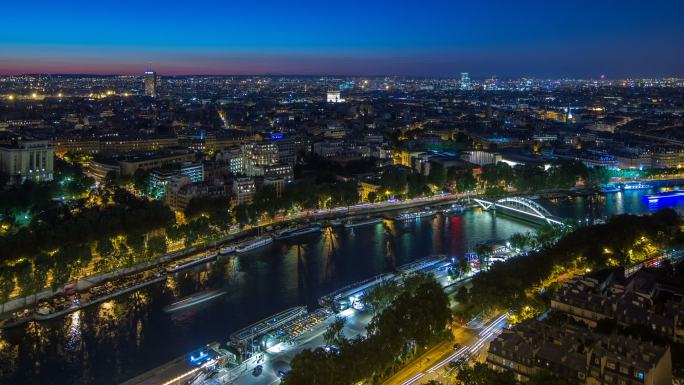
[229,306,307,346]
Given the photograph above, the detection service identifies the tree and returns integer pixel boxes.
[455,258,471,278]
[146,235,168,258]
[104,170,118,187]
[0,269,15,313]
[586,166,611,186]
[476,244,493,270]
[407,173,429,198]
[127,233,145,255]
[510,232,532,251]
[481,162,513,189]
[456,362,515,385]
[364,280,399,314]
[379,167,407,195]
[133,168,150,193]
[323,316,347,347]
[427,163,447,188]
[96,238,115,257]
[455,169,477,193]
[527,370,576,385]
[367,191,378,203]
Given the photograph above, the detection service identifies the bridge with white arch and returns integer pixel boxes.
[472,197,564,226]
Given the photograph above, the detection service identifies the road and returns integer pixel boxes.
[384,312,509,385]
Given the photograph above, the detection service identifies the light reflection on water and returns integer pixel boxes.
[64,311,81,353]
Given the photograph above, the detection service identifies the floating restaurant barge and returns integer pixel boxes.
[229,306,308,347]
[318,255,451,310]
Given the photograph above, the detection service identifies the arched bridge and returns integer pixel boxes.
[473,197,564,226]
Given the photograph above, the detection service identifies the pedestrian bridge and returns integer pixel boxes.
[473,197,564,226]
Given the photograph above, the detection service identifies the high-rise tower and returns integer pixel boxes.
[144,70,157,97]
[460,72,472,91]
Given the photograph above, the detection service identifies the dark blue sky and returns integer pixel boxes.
[1,0,683,77]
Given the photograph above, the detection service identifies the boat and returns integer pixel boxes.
[167,252,218,273]
[600,185,621,193]
[219,244,237,255]
[441,203,466,216]
[229,306,307,345]
[163,290,226,313]
[274,224,322,240]
[343,217,383,228]
[394,209,437,221]
[235,236,273,253]
[318,273,395,309]
[621,182,652,190]
[645,190,684,202]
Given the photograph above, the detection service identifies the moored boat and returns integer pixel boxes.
[167,252,218,273]
[274,224,322,240]
[622,182,652,190]
[343,217,383,228]
[235,236,273,253]
[394,209,436,221]
[441,203,466,215]
[219,244,237,254]
[163,290,226,313]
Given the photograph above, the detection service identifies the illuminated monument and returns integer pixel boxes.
[326,90,344,103]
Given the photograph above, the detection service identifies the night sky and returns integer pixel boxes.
[1,0,683,77]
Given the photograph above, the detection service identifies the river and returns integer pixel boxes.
[0,186,682,385]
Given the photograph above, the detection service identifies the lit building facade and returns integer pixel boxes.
[0,140,54,185]
[144,71,157,97]
[232,177,256,205]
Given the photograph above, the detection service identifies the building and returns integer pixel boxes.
[262,163,293,182]
[144,70,157,97]
[460,72,472,91]
[313,140,343,158]
[52,137,100,155]
[216,147,244,175]
[232,177,255,205]
[166,181,229,212]
[263,177,286,197]
[650,150,684,169]
[118,151,196,176]
[487,319,672,385]
[242,142,279,175]
[164,175,191,210]
[87,157,120,182]
[327,90,344,103]
[0,140,54,185]
[179,162,204,183]
[99,135,178,154]
[551,268,684,343]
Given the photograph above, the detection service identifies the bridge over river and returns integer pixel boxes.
[472,196,565,226]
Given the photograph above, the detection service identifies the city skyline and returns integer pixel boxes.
[2,0,684,77]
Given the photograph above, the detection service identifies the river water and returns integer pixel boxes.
[0,187,682,385]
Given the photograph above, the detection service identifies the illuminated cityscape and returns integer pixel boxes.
[0,1,684,385]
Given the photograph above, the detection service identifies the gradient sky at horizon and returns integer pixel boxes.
[1,0,683,77]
